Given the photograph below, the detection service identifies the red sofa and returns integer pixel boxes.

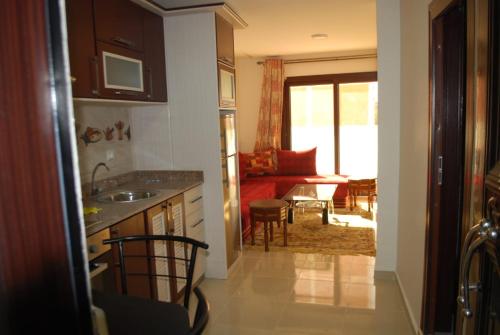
[238,148,349,241]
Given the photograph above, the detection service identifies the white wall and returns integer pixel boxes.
[397,0,431,330]
[164,13,229,279]
[375,0,400,273]
[235,51,377,152]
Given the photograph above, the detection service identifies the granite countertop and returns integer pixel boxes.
[83,171,203,236]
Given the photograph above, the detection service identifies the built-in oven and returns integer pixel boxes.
[218,62,236,107]
[87,229,116,293]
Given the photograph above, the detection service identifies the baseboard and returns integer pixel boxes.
[395,272,423,335]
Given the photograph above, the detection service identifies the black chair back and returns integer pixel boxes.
[103,235,209,309]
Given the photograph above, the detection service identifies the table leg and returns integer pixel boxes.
[270,221,274,241]
[251,216,256,245]
[264,221,269,252]
[322,202,328,225]
[283,218,288,247]
[288,202,294,224]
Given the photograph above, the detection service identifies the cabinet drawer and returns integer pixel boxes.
[184,185,203,215]
[87,229,111,261]
[185,210,204,240]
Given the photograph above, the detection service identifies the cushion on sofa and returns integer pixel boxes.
[277,148,317,175]
[240,150,276,175]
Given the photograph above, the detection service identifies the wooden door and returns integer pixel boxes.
[215,14,235,66]
[110,213,152,299]
[143,10,168,102]
[0,1,92,333]
[66,0,98,98]
[94,0,144,51]
[423,0,466,333]
[454,0,500,334]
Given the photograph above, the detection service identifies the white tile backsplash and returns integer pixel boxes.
[74,104,133,184]
[130,104,173,170]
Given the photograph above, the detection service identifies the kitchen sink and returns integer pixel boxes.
[96,190,158,203]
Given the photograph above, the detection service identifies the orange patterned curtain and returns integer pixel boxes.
[254,59,285,151]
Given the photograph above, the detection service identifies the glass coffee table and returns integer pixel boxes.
[282,184,338,224]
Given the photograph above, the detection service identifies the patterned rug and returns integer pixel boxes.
[244,207,376,256]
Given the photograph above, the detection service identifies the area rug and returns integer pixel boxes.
[244,207,376,256]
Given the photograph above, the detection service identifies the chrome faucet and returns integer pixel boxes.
[91,162,110,196]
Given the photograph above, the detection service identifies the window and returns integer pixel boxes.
[284,73,378,177]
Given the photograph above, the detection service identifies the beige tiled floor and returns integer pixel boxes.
[197,250,414,334]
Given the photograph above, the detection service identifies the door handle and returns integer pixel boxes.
[457,198,499,318]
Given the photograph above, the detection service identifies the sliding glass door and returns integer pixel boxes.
[339,82,378,177]
[290,84,335,175]
[285,73,378,177]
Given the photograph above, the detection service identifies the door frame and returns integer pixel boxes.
[422,0,467,333]
[0,1,93,332]
[282,71,378,174]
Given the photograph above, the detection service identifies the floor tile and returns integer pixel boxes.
[274,302,345,334]
[199,249,414,335]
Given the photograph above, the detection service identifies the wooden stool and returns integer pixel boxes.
[249,199,288,252]
[348,178,377,212]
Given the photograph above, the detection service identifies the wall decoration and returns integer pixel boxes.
[104,127,114,141]
[80,127,103,146]
[125,126,131,141]
[115,120,124,140]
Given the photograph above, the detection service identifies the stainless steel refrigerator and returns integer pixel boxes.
[220,111,241,268]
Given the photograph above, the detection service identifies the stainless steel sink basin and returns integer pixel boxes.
[96,190,158,203]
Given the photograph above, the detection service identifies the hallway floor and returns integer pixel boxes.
[198,250,414,334]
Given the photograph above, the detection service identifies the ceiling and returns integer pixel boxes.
[152,0,377,58]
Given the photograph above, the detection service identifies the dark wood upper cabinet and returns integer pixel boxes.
[96,41,147,100]
[66,0,98,98]
[66,0,167,102]
[215,14,235,67]
[143,10,168,102]
[94,0,144,52]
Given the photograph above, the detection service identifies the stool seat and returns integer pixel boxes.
[249,199,289,252]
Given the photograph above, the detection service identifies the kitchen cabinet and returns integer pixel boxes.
[94,0,144,52]
[96,41,147,100]
[66,0,167,102]
[144,10,168,102]
[183,185,206,285]
[215,14,236,108]
[145,195,186,303]
[215,14,235,66]
[66,0,98,98]
[110,213,151,299]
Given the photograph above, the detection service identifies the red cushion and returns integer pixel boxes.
[277,148,317,175]
[239,150,276,176]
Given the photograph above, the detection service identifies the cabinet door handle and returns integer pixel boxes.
[70,76,77,83]
[191,219,204,228]
[90,56,100,96]
[146,67,153,100]
[111,36,134,48]
[113,90,141,96]
[190,196,203,204]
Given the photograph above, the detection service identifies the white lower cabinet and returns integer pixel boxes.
[184,185,206,285]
